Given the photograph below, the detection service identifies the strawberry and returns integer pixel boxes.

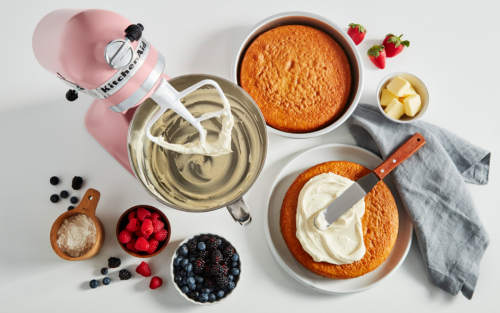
[367,44,386,69]
[347,23,366,45]
[149,276,163,290]
[383,34,410,58]
[135,261,152,277]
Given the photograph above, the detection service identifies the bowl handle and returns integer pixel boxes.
[226,198,251,226]
[74,188,101,216]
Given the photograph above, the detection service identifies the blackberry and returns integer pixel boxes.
[187,240,198,254]
[206,236,220,250]
[198,250,209,260]
[223,256,231,265]
[60,190,69,199]
[216,276,229,288]
[210,250,224,264]
[203,277,216,288]
[50,194,59,203]
[199,235,210,242]
[50,176,59,186]
[194,259,205,274]
[119,269,132,280]
[221,264,229,276]
[210,264,224,276]
[203,263,213,276]
[72,176,83,190]
[223,246,235,258]
[108,257,121,268]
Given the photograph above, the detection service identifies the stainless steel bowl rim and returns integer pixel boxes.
[231,11,365,139]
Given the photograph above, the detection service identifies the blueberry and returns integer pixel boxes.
[180,270,187,277]
[184,263,193,272]
[67,206,74,211]
[216,290,225,298]
[190,291,199,299]
[231,262,238,268]
[89,279,98,289]
[182,277,188,285]
[181,286,189,294]
[174,275,181,283]
[217,238,222,245]
[231,253,239,262]
[228,281,235,290]
[180,259,189,267]
[201,287,210,294]
[50,194,59,203]
[103,277,111,285]
[208,293,216,302]
[196,283,203,290]
[50,176,59,186]
[179,245,189,256]
[187,271,195,277]
[187,277,196,285]
[227,274,234,282]
[101,268,108,275]
[231,268,240,276]
[189,284,197,291]
[194,275,204,283]
[60,190,69,199]
[174,256,183,266]
[199,293,208,303]
[197,242,206,251]
[70,196,78,204]
[189,257,196,262]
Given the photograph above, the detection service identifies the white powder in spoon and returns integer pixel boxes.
[57,214,96,257]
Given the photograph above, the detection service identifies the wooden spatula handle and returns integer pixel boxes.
[373,133,426,180]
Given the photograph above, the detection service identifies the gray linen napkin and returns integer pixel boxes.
[349,103,490,299]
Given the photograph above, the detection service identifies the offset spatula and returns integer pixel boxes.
[314,133,426,230]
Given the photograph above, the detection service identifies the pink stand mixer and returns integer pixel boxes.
[33,9,170,174]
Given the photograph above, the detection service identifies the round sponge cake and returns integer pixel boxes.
[240,25,352,133]
[280,161,399,279]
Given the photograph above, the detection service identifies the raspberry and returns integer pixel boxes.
[155,229,168,241]
[152,220,164,233]
[135,237,149,251]
[135,261,151,277]
[118,230,132,244]
[149,276,163,289]
[151,212,161,221]
[141,219,154,236]
[137,208,151,221]
[135,229,150,240]
[128,210,136,221]
[126,238,138,253]
[125,218,141,232]
[147,239,160,254]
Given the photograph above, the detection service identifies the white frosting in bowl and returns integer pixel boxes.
[296,173,366,265]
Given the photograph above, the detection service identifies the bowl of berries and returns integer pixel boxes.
[116,205,171,258]
[171,233,241,305]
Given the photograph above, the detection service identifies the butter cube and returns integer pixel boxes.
[384,99,405,120]
[387,76,411,97]
[380,89,398,106]
[404,94,422,117]
[402,86,417,98]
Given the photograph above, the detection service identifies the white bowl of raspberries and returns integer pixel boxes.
[171,233,241,305]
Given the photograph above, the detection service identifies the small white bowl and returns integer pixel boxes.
[376,72,429,123]
[171,233,241,305]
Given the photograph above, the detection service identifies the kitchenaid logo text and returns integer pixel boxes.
[100,40,148,94]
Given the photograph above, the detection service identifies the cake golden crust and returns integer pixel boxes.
[280,161,399,279]
[240,25,352,133]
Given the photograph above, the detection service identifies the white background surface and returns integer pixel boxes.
[0,0,498,312]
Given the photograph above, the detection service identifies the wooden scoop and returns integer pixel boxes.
[49,188,105,261]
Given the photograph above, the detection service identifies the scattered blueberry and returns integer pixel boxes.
[231,253,239,262]
[198,242,206,251]
[216,290,225,298]
[227,274,234,282]
[180,270,187,277]
[231,268,240,276]
[101,268,108,275]
[190,291,200,299]
[50,194,59,203]
[60,190,69,199]
[188,284,197,291]
[195,275,204,283]
[180,259,189,267]
[199,293,208,302]
[208,293,216,302]
[187,271,195,277]
[231,262,238,268]
[174,256,183,266]
[184,263,193,272]
[179,245,189,256]
[67,206,74,211]
[181,286,189,294]
[50,176,59,186]
[103,277,111,285]
[228,281,235,290]
[174,275,181,283]
[70,196,78,204]
[89,279,98,289]
[187,277,195,285]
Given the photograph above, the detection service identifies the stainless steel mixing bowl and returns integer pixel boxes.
[128,74,268,225]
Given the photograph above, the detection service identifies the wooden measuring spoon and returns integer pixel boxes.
[50,188,105,261]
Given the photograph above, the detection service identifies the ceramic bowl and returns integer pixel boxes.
[376,72,430,123]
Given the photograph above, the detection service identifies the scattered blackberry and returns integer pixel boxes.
[119,269,132,280]
[187,240,198,254]
[50,176,59,186]
[50,194,59,203]
[67,206,74,211]
[194,259,205,274]
[199,235,209,243]
[210,250,223,264]
[210,264,224,276]
[223,246,235,258]
[89,279,98,289]
[101,268,108,275]
[70,196,78,204]
[72,176,83,190]
[108,257,121,268]
[198,250,209,260]
[216,276,229,287]
[206,237,220,250]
